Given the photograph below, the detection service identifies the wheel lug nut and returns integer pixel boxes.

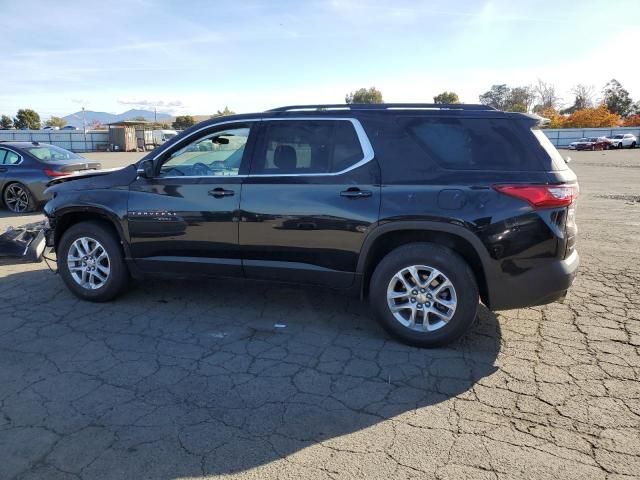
[420,288,425,293]
[412,290,418,295]
[427,294,432,299]
[410,298,416,303]
[417,304,423,309]
[425,302,431,307]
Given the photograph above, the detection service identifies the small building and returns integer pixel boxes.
[107,120,155,152]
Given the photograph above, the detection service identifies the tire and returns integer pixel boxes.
[631,141,636,149]
[618,143,623,149]
[57,221,128,302]
[369,242,479,348]
[3,182,36,213]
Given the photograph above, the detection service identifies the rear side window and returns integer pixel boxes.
[404,117,541,171]
[531,129,568,171]
[252,120,364,174]
[0,149,20,165]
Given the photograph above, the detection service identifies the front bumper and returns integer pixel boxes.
[488,250,580,310]
[0,220,48,262]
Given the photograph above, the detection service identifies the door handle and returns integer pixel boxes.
[0,167,7,173]
[208,188,235,198]
[340,188,372,198]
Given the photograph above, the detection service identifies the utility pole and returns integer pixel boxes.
[154,107,157,123]
[82,107,87,152]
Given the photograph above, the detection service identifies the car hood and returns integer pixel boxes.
[45,165,138,194]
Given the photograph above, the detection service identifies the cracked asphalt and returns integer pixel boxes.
[1,150,639,479]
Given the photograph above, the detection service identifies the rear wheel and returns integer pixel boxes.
[3,182,35,213]
[369,243,479,347]
[631,141,636,149]
[58,221,128,301]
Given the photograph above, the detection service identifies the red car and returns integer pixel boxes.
[575,137,610,151]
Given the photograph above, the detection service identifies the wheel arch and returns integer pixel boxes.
[358,221,492,307]
[52,207,130,258]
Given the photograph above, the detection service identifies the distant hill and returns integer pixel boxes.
[63,109,172,128]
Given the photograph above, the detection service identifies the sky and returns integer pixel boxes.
[1,0,640,119]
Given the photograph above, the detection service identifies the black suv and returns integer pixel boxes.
[44,104,579,347]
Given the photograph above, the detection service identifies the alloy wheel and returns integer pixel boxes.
[67,237,111,290]
[386,265,457,332]
[4,184,30,213]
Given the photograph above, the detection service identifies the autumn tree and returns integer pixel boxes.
[172,115,196,130]
[345,87,383,104]
[0,115,13,129]
[540,108,566,128]
[564,105,620,128]
[603,79,633,116]
[13,109,41,130]
[45,116,67,128]
[433,91,459,104]
[622,115,640,127]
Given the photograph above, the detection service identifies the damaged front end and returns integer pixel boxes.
[0,220,49,263]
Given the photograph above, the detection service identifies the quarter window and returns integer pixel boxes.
[252,120,364,175]
[159,127,250,177]
[404,117,540,171]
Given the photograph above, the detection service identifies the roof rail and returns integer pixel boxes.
[267,103,497,112]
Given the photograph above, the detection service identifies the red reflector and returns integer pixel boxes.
[43,169,72,178]
[493,184,579,208]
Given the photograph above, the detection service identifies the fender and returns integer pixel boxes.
[49,204,131,258]
[356,219,497,305]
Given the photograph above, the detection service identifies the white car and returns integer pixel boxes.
[608,133,637,149]
[568,138,588,150]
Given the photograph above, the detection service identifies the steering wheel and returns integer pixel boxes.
[191,162,212,176]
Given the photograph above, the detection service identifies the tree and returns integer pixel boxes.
[89,120,105,130]
[345,87,383,104]
[433,91,459,104]
[564,105,620,128]
[0,115,13,129]
[211,106,235,118]
[533,79,561,112]
[479,84,535,112]
[540,108,565,129]
[45,116,66,128]
[561,84,595,114]
[623,114,640,127]
[479,84,510,110]
[13,109,41,130]
[602,79,633,116]
[172,115,195,130]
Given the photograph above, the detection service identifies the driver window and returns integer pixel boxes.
[159,127,250,177]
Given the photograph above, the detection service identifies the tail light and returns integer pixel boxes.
[43,169,72,178]
[493,184,579,209]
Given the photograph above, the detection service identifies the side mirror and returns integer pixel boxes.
[137,159,155,178]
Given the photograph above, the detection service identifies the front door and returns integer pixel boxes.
[239,118,381,288]
[128,122,256,276]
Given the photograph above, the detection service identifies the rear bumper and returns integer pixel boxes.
[488,250,579,310]
[0,221,48,262]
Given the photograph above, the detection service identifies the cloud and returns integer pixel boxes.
[117,99,184,108]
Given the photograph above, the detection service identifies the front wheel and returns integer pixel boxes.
[57,221,128,302]
[369,243,479,347]
[631,141,636,149]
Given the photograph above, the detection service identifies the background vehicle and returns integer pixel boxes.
[575,137,610,151]
[152,129,178,146]
[608,133,637,149]
[61,125,79,131]
[0,142,100,213]
[568,138,588,150]
[43,104,579,347]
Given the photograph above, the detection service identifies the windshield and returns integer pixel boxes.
[613,135,624,139]
[26,145,83,162]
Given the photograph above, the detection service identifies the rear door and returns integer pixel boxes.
[128,122,257,276]
[239,118,381,288]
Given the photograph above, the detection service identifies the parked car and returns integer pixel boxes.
[42,103,579,347]
[0,142,101,213]
[152,129,178,146]
[608,133,637,149]
[575,137,610,151]
[568,138,588,150]
[61,125,79,131]
[42,126,60,131]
